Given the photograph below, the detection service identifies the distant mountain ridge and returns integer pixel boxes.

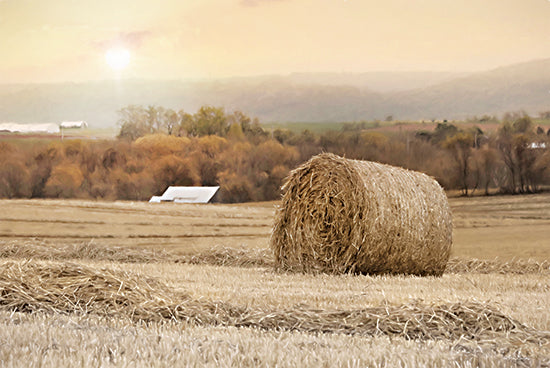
[0,59,548,127]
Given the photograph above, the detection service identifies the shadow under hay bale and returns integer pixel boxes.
[271,153,453,276]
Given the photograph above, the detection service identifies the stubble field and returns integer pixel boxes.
[0,193,549,367]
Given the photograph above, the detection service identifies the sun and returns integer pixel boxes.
[105,48,130,71]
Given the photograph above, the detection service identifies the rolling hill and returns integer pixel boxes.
[0,59,548,127]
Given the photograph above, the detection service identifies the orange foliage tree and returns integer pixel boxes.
[44,163,84,198]
[2,107,550,202]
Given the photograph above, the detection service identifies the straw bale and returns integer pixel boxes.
[271,153,453,276]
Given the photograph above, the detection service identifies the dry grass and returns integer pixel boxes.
[272,153,452,276]
[0,239,173,263]
[447,257,550,275]
[185,245,273,268]
[1,259,548,348]
[0,198,273,252]
[2,194,550,260]
[3,313,547,368]
[3,240,550,277]
[0,240,272,267]
[0,260,186,322]
[0,196,549,367]
[183,247,550,275]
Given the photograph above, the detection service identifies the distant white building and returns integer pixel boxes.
[528,142,548,149]
[149,186,220,204]
[0,122,60,134]
[60,121,88,129]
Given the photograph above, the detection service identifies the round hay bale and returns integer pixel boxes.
[271,153,452,276]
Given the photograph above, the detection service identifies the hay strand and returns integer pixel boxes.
[271,153,453,276]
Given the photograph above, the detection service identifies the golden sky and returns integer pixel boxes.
[1,0,549,83]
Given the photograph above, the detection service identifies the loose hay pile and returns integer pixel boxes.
[0,260,186,321]
[272,153,453,276]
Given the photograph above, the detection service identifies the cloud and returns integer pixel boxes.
[92,31,153,51]
[240,0,287,7]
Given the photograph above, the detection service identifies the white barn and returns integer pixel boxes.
[60,121,88,129]
[0,122,60,134]
[149,186,219,204]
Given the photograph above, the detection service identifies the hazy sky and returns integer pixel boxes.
[1,0,549,83]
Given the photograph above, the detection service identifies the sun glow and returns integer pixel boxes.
[105,48,130,71]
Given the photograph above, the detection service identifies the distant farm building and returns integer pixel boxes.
[0,122,60,134]
[528,142,548,149]
[60,121,88,129]
[149,186,220,204]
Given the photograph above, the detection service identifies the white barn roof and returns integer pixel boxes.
[149,186,219,204]
[60,121,88,129]
[0,122,60,134]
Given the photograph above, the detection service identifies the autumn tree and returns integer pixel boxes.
[152,155,200,194]
[251,140,298,200]
[163,108,179,135]
[175,110,196,137]
[288,129,321,161]
[495,117,544,193]
[192,135,229,186]
[472,143,500,195]
[117,105,151,141]
[110,169,155,201]
[217,142,253,202]
[273,128,294,145]
[0,159,31,198]
[432,123,459,144]
[28,141,68,198]
[44,164,84,198]
[496,122,519,192]
[133,134,191,157]
[195,106,228,136]
[217,171,253,203]
[146,105,164,133]
[357,132,390,161]
[443,132,475,195]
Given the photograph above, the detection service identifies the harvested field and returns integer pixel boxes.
[3,312,546,368]
[1,193,549,259]
[3,240,550,275]
[0,194,549,367]
[0,199,272,252]
[2,259,548,345]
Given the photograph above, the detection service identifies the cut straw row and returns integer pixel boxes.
[2,241,549,275]
[1,259,549,346]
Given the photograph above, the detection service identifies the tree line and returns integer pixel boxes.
[0,106,549,202]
